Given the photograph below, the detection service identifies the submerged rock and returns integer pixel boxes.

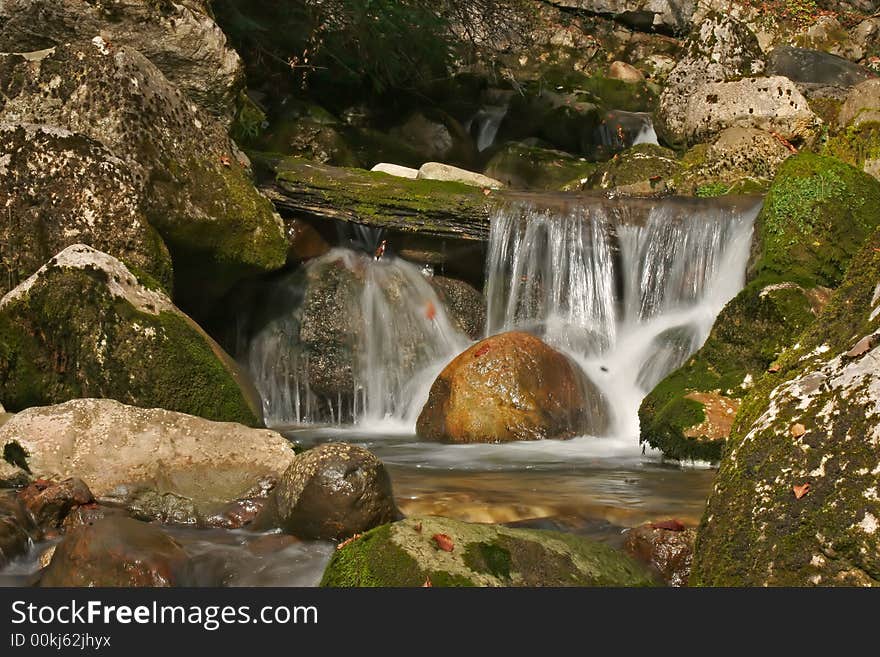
[0,42,285,307]
[321,515,656,587]
[0,398,295,511]
[692,225,880,586]
[0,245,262,424]
[263,443,399,541]
[417,331,608,444]
[0,0,244,121]
[41,517,188,587]
[640,154,880,461]
[0,123,173,297]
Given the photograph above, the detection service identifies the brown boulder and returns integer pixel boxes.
[416,331,608,444]
[262,443,400,541]
[40,517,188,587]
[18,478,93,530]
[623,522,696,587]
[0,489,40,568]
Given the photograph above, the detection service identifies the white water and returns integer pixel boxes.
[597,111,659,150]
[247,248,469,428]
[466,104,509,152]
[485,199,758,445]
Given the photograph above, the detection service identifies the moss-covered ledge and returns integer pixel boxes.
[259,158,495,241]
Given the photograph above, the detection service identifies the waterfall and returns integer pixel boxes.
[485,197,759,438]
[246,247,469,428]
[466,104,509,152]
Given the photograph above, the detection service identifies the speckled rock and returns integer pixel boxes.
[0,245,262,423]
[40,516,188,587]
[0,398,295,513]
[692,225,880,586]
[0,123,172,296]
[0,0,244,120]
[267,443,399,541]
[640,154,880,461]
[0,42,286,305]
[429,275,486,341]
[321,515,656,587]
[417,331,608,444]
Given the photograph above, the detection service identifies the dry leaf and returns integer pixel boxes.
[422,577,433,587]
[650,519,686,532]
[768,363,780,373]
[790,423,806,438]
[793,483,811,499]
[219,154,231,167]
[474,344,491,358]
[336,533,362,550]
[432,533,454,552]
[482,188,492,195]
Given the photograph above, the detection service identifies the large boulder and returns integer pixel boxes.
[767,46,874,90]
[640,154,880,461]
[837,78,880,128]
[321,515,656,587]
[0,123,172,296]
[483,141,596,191]
[40,516,188,587]
[545,1,697,35]
[262,443,399,541]
[0,42,286,307]
[0,245,262,424]
[0,0,244,120]
[0,398,295,513]
[692,226,880,586]
[416,331,608,444]
[579,143,680,195]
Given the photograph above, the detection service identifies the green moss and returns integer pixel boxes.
[0,266,259,426]
[484,142,596,190]
[695,182,731,198]
[823,122,880,173]
[231,91,267,145]
[463,541,512,579]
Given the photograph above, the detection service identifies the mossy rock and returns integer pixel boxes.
[321,516,656,587]
[0,245,260,426]
[576,143,680,195]
[639,153,880,461]
[692,226,880,586]
[823,121,880,180]
[483,141,596,190]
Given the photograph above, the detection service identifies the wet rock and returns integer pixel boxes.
[0,489,39,568]
[417,162,504,189]
[267,443,399,541]
[0,42,286,306]
[0,0,244,120]
[0,398,295,511]
[62,503,130,531]
[623,522,695,587]
[41,517,188,587]
[18,478,93,530]
[640,154,880,461]
[417,331,608,444]
[262,118,359,167]
[483,141,596,190]
[0,245,262,424]
[284,219,330,263]
[693,225,880,586]
[0,123,172,297]
[579,143,679,195]
[430,276,486,341]
[391,111,476,167]
[321,515,656,587]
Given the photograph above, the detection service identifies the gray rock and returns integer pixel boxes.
[417,162,504,189]
[838,78,880,128]
[767,46,874,89]
[546,0,697,34]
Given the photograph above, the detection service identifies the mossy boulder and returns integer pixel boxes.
[0,398,295,513]
[824,121,880,181]
[0,123,172,296]
[692,226,880,586]
[321,516,656,587]
[0,244,261,425]
[417,331,608,444]
[483,141,596,190]
[0,0,244,121]
[577,143,680,195]
[0,43,286,308]
[640,153,880,461]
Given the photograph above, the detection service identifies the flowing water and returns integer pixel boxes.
[467,104,509,152]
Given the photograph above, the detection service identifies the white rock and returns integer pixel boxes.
[371,163,419,179]
[417,162,504,189]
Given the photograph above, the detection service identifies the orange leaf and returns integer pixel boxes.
[793,483,811,499]
[790,423,806,438]
[425,301,436,321]
[768,363,780,373]
[474,344,491,358]
[219,154,232,167]
[336,533,362,550]
[432,533,454,552]
[422,577,433,587]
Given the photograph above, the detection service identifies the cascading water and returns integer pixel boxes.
[466,104,509,152]
[246,245,469,428]
[485,197,759,441]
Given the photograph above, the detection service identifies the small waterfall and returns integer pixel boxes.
[246,247,468,428]
[596,111,659,153]
[467,104,509,152]
[485,197,759,438]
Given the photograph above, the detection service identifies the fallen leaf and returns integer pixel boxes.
[483,188,492,196]
[474,344,491,358]
[793,483,811,499]
[650,519,686,532]
[846,335,876,359]
[336,533,362,550]
[768,363,780,373]
[432,533,454,552]
[422,577,433,587]
[425,301,436,321]
[790,423,806,438]
[649,175,662,182]
[219,154,231,167]
[414,522,422,533]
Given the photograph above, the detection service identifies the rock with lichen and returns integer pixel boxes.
[692,224,880,586]
[0,245,262,424]
[0,123,173,296]
[321,515,656,587]
[0,42,285,308]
